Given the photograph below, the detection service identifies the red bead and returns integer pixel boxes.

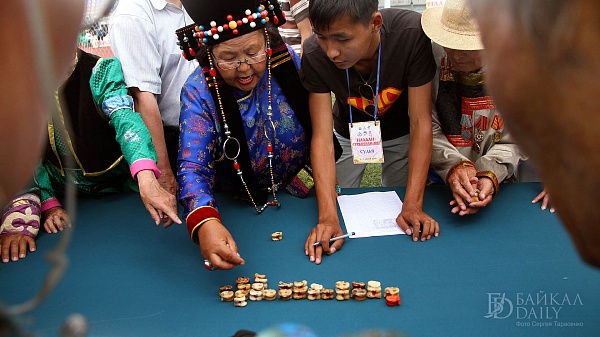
[211,27,218,34]
[233,162,240,170]
[269,201,275,206]
[227,14,233,21]
[385,294,401,307]
[273,16,279,25]
[247,15,254,21]
[209,68,217,77]
[181,51,186,58]
[282,11,286,19]
[267,48,272,57]
[188,48,195,56]
[223,23,229,30]
[232,29,239,35]
[237,20,243,27]
[267,145,273,152]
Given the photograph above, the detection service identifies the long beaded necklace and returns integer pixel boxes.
[206,29,280,213]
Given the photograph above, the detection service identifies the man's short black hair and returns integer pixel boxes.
[309,0,378,33]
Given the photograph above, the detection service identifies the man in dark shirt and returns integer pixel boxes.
[300,0,439,265]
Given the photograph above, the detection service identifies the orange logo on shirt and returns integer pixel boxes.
[347,87,402,116]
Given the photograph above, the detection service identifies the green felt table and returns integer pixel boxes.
[1,183,599,337]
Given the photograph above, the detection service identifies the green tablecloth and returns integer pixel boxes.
[1,183,599,336]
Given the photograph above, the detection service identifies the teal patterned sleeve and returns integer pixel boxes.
[89,58,158,168]
[30,162,60,211]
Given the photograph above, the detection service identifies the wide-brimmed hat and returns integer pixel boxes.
[177,0,285,60]
[421,0,483,51]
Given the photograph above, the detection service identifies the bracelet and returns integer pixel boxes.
[445,160,476,184]
[186,206,222,245]
[476,170,500,196]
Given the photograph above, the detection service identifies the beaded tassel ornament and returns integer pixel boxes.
[207,28,280,213]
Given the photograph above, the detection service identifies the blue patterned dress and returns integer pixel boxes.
[178,47,308,241]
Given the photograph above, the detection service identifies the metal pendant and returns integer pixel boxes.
[474,130,485,143]
[461,129,473,141]
[492,131,503,143]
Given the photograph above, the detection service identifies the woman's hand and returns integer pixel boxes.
[198,220,245,270]
[0,234,35,263]
[43,207,70,233]
[137,170,181,227]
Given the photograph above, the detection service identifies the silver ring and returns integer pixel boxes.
[204,259,215,271]
[223,137,241,161]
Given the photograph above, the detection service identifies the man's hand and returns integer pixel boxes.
[450,176,495,215]
[0,234,35,263]
[396,205,439,242]
[533,187,554,212]
[157,167,177,197]
[447,165,478,213]
[137,170,181,227]
[43,207,70,233]
[305,222,344,265]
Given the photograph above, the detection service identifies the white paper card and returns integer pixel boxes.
[337,191,405,238]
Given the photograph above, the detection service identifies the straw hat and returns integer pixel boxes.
[421,0,483,51]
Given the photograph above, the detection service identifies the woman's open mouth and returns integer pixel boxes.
[237,75,254,85]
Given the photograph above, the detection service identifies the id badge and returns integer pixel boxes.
[349,121,384,164]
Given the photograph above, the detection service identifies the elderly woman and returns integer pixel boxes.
[176,0,313,270]
[421,0,549,216]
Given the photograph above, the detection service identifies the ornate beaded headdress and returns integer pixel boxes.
[177,0,285,60]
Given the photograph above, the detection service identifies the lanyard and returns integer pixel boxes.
[346,32,383,126]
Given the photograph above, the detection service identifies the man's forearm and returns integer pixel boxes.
[404,127,431,207]
[311,133,339,223]
[132,90,171,171]
[308,92,339,225]
[297,19,313,55]
[405,83,433,207]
